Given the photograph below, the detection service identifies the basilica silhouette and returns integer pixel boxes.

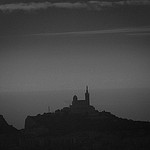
[70,86,95,114]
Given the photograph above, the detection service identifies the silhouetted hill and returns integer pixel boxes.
[22,110,150,150]
[25,110,150,136]
[0,115,17,134]
[1,111,150,150]
[0,115,20,150]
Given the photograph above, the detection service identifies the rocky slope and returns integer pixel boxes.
[0,115,17,134]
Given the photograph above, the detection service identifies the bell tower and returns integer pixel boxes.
[85,86,90,105]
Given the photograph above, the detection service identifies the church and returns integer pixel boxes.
[70,86,95,114]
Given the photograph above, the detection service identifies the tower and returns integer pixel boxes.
[85,86,90,105]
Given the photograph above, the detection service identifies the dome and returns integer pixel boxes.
[73,95,78,101]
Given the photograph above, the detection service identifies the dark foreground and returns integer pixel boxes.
[1,111,150,150]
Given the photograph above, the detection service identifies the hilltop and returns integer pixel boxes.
[1,87,150,150]
[1,110,150,150]
[25,110,150,135]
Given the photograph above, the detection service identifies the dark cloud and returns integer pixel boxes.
[0,0,150,12]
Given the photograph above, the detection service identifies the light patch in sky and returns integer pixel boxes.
[1,26,150,38]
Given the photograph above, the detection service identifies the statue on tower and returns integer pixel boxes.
[85,86,90,105]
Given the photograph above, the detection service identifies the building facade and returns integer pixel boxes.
[70,86,95,114]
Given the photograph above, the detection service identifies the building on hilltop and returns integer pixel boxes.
[70,86,95,114]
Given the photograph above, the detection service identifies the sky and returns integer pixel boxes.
[0,0,150,129]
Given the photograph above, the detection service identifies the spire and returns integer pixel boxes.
[86,86,88,92]
[85,86,90,105]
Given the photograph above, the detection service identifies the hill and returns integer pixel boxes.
[22,110,150,150]
[0,115,17,134]
[1,110,150,150]
[25,110,150,135]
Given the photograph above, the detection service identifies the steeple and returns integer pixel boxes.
[86,86,88,92]
[85,86,90,105]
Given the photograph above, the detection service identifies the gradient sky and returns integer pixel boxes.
[0,0,150,128]
[1,33,150,92]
